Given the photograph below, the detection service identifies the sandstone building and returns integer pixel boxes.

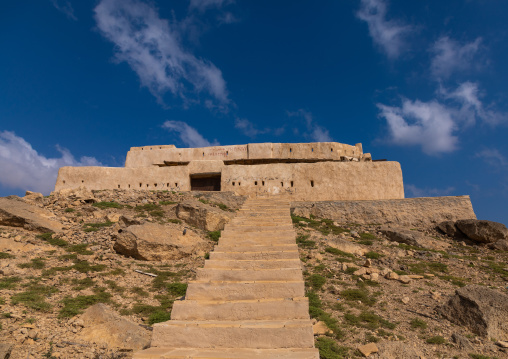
[55,142,404,201]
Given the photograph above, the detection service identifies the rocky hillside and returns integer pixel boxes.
[0,188,507,359]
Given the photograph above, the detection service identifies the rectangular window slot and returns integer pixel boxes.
[262,181,265,186]
[311,180,314,187]
[291,181,294,187]
[255,181,258,185]
[118,185,120,188]
[281,182,284,187]
[139,183,142,187]
[232,182,235,186]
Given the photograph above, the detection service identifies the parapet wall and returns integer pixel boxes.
[291,196,476,227]
[54,161,403,202]
[125,142,364,168]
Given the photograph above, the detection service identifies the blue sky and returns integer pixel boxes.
[1,0,508,224]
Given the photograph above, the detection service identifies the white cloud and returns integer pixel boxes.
[405,184,455,198]
[0,131,101,195]
[287,109,332,142]
[94,0,229,107]
[440,82,506,126]
[475,148,508,168]
[377,100,458,155]
[234,118,263,137]
[162,121,219,147]
[51,0,77,21]
[430,36,482,79]
[189,0,233,12]
[356,0,414,59]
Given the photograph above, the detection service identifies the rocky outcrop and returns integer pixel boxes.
[51,186,96,203]
[439,285,508,340]
[0,197,62,233]
[455,219,508,244]
[380,228,449,251]
[113,223,207,261]
[291,196,476,227]
[176,200,233,231]
[79,304,151,351]
[489,239,508,251]
[377,341,425,359]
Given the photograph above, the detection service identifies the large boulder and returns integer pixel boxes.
[437,220,461,238]
[113,223,207,261]
[79,304,150,351]
[380,227,449,251]
[176,200,233,231]
[455,219,508,244]
[489,239,508,251]
[328,238,367,256]
[51,186,95,203]
[0,197,62,233]
[439,285,508,340]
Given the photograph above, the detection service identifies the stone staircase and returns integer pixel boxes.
[133,198,319,359]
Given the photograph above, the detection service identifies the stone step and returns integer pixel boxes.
[210,250,300,260]
[133,348,319,359]
[214,244,298,252]
[218,238,297,246]
[185,281,305,300]
[195,268,303,281]
[150,320,315,349]
[224,225,294,231]
[171,297,309,321]
[205,257,300,268]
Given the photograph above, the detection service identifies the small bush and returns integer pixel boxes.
[0,277,22,289]
[135,203,161,212]
[149,210,165,218]
[167,219,182,224]
[66,244,93,255]
[0,252,15,259]
[130,287,149,297]
[360,232,377,240]
[11,284,58,312]
[207,231,221,242]
[296,234,316,248]
[36,233,68,247]
[358,240,373,246]
[148,311,171,325]
[410,318,428,330]
[159,201,177,205]
[18,258,46,269]
[426,336,446,344]
[93,202,123,209]
[365,251,382,259]
[59,289,112,318]
[315,337,349,359]
[64,208,75,213]
[340,289,376,306]
[307,274,326,290]
[83,221,114,232]
[325,247,356,259]
[167,282,188,296]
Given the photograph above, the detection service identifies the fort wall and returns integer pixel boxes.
[54,161,403,201]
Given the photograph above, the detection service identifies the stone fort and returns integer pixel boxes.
[55,142,404,201]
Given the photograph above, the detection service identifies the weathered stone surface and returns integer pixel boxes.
[358,342,378,357]
[79,304,150,351]
[51,186,95,202]
[489,239,508,251]
[451,332,474,350]
[118,215,142,227]
[23,190,43,203]
[439,285,508,340]
[0,343,13,359]
[327,238,367,256]
[0,197,62,233]
[377,341,425,359]
[292,196,476,227]
[380,228,448,250]
[176,200,233,231]
[312,321,330,335]
[114,223,207,261]
[437,220,460,237]
[455,219,508,244]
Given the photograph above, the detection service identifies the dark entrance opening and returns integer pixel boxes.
[190,173,221,191]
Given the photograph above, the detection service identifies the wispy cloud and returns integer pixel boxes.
[94,0,229,108]
[378,81,507,155]
[234,118,264,137]
[430,36,482,79]
[356,0,414,59]
[0,131,101,195]
[475,148,508,168]
[405,184,455,198]
[377,99,458,155]
[440,82,506,126]
[189,0,234,12]
[287,109,332,142]
[51,0,77,21]
[162,121,219,147]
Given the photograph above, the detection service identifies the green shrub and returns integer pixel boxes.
[0,277,22,289]
[365,251,382,259]
[167,219,182,224]
[307,274,326,290]
[135,203,161,212]
[36,233,68,247]
[296,234,316,248]
[11,284,58,312]
[340,289,376,306]
[59,289,112,318]
[159,201,177,205]
[149,210,165,218]
[410,318,427,330]
[360,232,377,240]
[83,221,114,232]
[148,311,171,325]
[66,244,93,255]
[315,337,349,359]
[18,258,46,269]
[93,202,123,209]
[426,336,446,344]
[207,231,221,242]
[0,252,15,259]
[167,283,188,296]
[64,208,75,213]
[325,247,356,258]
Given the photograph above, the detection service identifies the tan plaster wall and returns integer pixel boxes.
[221,161,404,201]
[55,161,403,201]
[124,142,363,168]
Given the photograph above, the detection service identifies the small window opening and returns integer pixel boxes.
[128,184,131,188]
[290,148,292,153]
[226,151,229,155]
[118,185,120,189]
[262,181,265,186]
[150,148,152,150]
[238,182,241,186]
[154,183,157,187]
[281,182,284,187]
[159,147,161,149]
[146,184,149,187]
[63,180,66,184]
[291,181,294,187]
[139,183,142,187]
[311,180,314,187]
[232,182,235,186]
[331,148,333,152]
[255,181,258,186]
[202,152,204,156]
[311,148,314,152]
[142,148,143,150]
[167,183,170,187]
[81,180,84,183]
[175,182,178,187]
